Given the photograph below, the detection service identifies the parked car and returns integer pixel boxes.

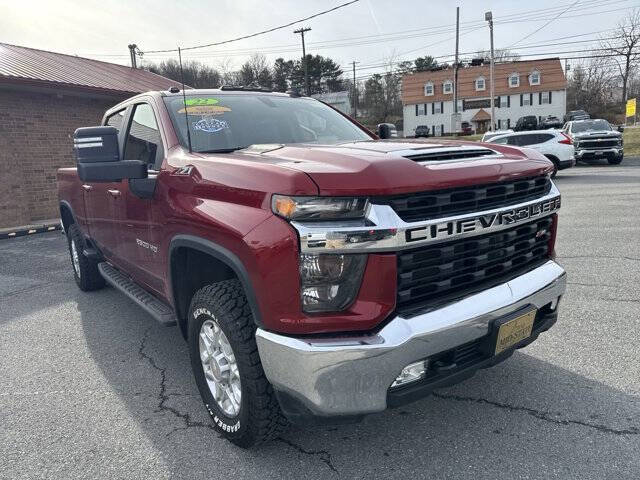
[540,116,563,129]
[377,122,398,138]
[514,115,538,131]
[481,129,514,142]
[564,110,590,122]
[563,118,623,164]
[486,129,575,176]
[460,121,474,135]
[414,125,430,138]
[57,87,565,447]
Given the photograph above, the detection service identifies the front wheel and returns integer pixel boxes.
[608,155,623,165]
[66,224,105,291]
[188,280,287,447]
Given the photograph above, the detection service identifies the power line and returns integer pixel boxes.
[508,0,581,48]
[141,0,360,54]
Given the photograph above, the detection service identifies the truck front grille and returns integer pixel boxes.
[396,217,553,317]
[578,138,619,149]
[381,175,551,223]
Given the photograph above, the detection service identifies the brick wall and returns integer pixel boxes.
[0,88,124,228]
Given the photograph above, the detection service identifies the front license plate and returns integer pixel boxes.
[494,310,536,355]
[595,150,604,156]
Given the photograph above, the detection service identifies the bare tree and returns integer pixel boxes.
[567,57,617,119]
[601,8,640,102]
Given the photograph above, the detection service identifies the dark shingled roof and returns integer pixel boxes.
[0,43,181,95]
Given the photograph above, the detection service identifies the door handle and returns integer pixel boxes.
[107,189,121,197]
[81,184,93,191]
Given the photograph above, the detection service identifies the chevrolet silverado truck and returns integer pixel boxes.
[57,88,566,447]
[563,118,623,164]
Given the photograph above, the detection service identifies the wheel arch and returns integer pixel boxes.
[168,235,263,339]
[59,200,76,232]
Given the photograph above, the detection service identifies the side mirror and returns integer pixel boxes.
[378,123,392,139]
[74,126,147,182]
[617,125,625,133]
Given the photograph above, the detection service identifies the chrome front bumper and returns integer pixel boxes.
[256,260,566,418]
[576,148,622,158]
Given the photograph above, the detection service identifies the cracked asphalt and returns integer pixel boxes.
[1,158,639,479]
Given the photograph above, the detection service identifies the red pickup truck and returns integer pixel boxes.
[57,88,566,447]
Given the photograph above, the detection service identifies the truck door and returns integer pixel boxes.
[115,102,166,295]
[82,108,127,261]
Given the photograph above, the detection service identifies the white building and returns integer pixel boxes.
[402,58,567,136]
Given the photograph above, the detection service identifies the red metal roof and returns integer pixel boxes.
[0,43,182,95]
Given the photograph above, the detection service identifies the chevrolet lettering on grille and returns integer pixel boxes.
[406,197,561,242]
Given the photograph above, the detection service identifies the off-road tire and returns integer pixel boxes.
[608,155,623,165]
[188,279,288,447]
[66,224,105,291]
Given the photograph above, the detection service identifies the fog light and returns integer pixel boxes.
[391,360,429,388]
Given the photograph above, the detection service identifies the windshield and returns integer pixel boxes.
[572,120,611,133]
[163,94,372,152]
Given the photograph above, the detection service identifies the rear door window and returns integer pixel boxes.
[123,103,164,169]
[517,134,541,146]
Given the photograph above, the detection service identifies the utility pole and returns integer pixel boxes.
[294,27,312,95]
[128,44,137,68]
[452,6,460,136]
[485,11,495,132]
[352,61,359,118]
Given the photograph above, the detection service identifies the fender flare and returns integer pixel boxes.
[59,200,76,232]
[168,234,264,329]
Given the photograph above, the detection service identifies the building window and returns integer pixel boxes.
[457,99,463,112]
[443,80,453,94]
[500,96,508,107]
[522,94,531,106]
[434,102,442,114]
[424,82,434,96]
[509,73,520,88]
[475,77,485,91]
[529,70,541,85]
[541,91,550,104]
[417,104,426,115]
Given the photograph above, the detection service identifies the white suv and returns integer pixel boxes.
[485,130,575,176]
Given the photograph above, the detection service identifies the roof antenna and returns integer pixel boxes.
[178,46,193,154]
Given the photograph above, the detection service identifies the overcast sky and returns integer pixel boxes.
[1,0,636,78]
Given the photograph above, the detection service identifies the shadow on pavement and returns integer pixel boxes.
[75,287,640,479]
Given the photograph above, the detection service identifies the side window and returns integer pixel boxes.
[507,135,523,146]
[124,103,164,168]
[491,136,509,145]
[539,134,554,143]
[104,109,126,133]
[518,135,541,146]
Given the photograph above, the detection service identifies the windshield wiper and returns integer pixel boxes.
[198,146,249,154]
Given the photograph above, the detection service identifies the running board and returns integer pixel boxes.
[98,262,177,327]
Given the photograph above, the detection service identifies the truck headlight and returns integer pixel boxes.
[299,254,367,312]
[272,195,369,221]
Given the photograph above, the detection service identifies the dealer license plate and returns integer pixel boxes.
[494,309,536,355]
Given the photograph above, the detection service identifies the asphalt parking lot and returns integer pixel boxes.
[1,158,639,480]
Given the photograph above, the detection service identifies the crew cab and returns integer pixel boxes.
[57,88,566,447]
[563,119,623,164]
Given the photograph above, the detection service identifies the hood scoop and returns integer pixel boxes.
[403,146,497,164]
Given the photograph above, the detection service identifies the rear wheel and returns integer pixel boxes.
[544,155,559,178]
[66,224,105,291]
[188,279,287,447]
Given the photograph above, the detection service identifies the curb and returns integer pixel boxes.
[0,222,62,241]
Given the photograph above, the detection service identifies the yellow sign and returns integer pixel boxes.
[626,98,636,117]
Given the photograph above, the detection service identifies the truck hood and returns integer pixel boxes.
[199,139,554,196]
[572,131,622,140]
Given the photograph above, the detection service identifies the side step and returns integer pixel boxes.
[98,262,177,327]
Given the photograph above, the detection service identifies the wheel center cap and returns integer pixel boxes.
[210,353,229,383]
